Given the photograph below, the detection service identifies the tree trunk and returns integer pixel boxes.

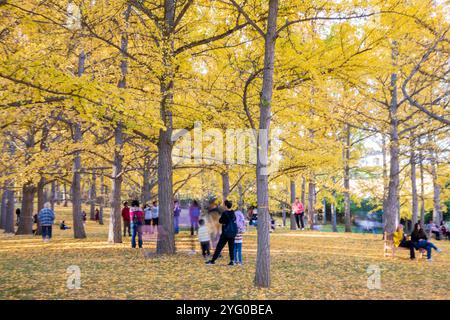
[221,170,230,201]
[237,180,244,211]
[141,156,151,205]
[290,180,296,230]
[16,184,36,235]
[99,172,104,225]
[410,136,418,228]
[63,183,68,207]
[300,176,306,205]
[156,0,176,255]
[108,124,124,243]
[429,142,442,225]
[0,184,7,229]
[385,42,400,234]
[343,123,351,232]
[418,140,426,225]
[254,0,278,288]
[89,171,96,220]
[322,198,326,225]
[381,134,388,232]
[308,178,316,229]
[5,184,15,233]
[72,122,86,239]
[331,188,337,232]
[50,181,56,210]
[108,6,132,243]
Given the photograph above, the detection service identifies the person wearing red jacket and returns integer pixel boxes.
[122,201,131,237]
[129,200,145,248]
[292,198,305,230]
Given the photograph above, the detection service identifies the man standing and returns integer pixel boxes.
[174,200,181,234]
[38,202,55,242]
[122,201,131,237]
[292,198,305,230]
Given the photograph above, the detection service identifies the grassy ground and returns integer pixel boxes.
[0,205,449,300]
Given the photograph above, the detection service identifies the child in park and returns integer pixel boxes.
[198,219,211,258]
[234,210,246,265]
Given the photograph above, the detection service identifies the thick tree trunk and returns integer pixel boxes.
[89,171,96,220]
[410,137,418,228]
[343,123,351,232]
[385,43,400,234]
[290,180,296,230]
[322,198,326,225]
[221,170,230,201]
[5,185,15,233]
[72,123,86,239]
[254,0,278,288]
[156,0,176,255]
[16,184,36,235]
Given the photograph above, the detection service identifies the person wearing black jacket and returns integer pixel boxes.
[206,200,238,266]
[411,223,442,261]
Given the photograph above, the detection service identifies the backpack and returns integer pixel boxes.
[223,211,238,238]
[132,210,142,225]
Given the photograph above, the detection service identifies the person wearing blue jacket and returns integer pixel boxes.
[38,202,55,242]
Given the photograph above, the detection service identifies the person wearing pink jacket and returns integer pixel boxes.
[292,198,305,230]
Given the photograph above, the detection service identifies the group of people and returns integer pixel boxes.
[203,200,246,266]
[393,223,442,261]
[121,198,248,265]
[428,220,450,240]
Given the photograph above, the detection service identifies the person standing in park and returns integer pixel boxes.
[234,209,246,265]
[37,202,55,242]
[206,200,238,266]
[151,201,159,230]
[95,208,100,222]
[174,200,181,234]
[189,200,201,235]
[144,203,152,225]
[429,220,441,240]
[440,221,450,240]
[121,201,131,237]
[198,218,211,258]
[15,208,21,226]
[292,198,305,230]
[130,200,144,249]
